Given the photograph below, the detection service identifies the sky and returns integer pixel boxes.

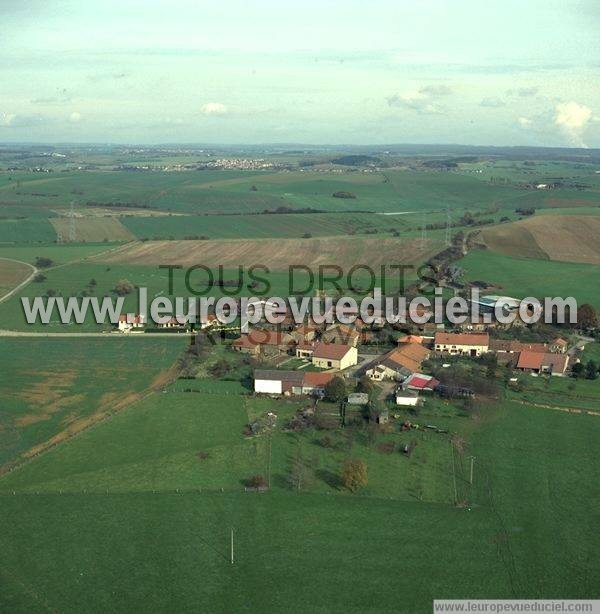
[0,0,599,146]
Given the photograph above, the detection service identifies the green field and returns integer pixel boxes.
[2,167,583,217]
[0,337,187,472]
[460,249,600,307]
[0,387,598,611]
[121,211,416,240]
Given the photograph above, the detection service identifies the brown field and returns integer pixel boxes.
[482,215,600,264]
[0,258,32,297]
[97,235,442,269]
[50,217,136,242]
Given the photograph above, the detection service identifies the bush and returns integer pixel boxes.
[113,279,135,296]
[32,273,46,283]
[34,256,53,268]
[332,190,356,199]
[341,459,368,492]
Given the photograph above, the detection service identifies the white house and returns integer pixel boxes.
[117,314,145,332]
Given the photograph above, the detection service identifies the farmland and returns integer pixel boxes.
[481,215,600,264]
[459,249,600,307]
[0,258,33,298]
[50,217,135,243]
[98,235,442,270]
[0,337,187,473]
[121,211,416,240]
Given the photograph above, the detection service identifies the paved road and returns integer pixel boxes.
[0,258,37,305]
[0,330,192,338]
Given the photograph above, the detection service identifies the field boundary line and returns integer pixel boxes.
[512,399,600,416]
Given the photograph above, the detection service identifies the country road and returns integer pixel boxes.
[0,330,193,338]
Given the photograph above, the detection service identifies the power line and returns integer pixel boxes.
[69,200,77,242]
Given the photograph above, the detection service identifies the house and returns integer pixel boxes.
[154,315,189,329]
[312,343,358,370]
[395,389,420,406]
[401,372,439,392]
[295,342,315,359]
[232,330,295,356]
[290,324,317,344]
[117,314,145,332]
[254,370,304,394]
[322,324,360,347]
[366,343,430,381]
[253,370,334,397]
[434,332,489,357]
[516,351,569,376]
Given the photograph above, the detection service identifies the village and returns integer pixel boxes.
[114,293,588,427]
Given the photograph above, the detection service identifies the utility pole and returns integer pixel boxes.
[469,456,476,485]
[69,200,76,242]
[420,211,427,249]
[230,528,234,565]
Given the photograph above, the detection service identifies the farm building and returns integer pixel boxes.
[434,332,489,356]
[516,351,569,376]
[395,390,420,406]
[347,392,369,405]
[253,370,334,397]
[311,343,358,370]
[366,343,430,381]
[401,372,439,392]
[302,372,336,397]
[232,330,295,356]
[254,370,304,395]
[489,339,549,354]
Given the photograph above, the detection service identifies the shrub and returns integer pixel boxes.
[341,459,368,492]
[245,475,267,488]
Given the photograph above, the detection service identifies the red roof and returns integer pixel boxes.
[398,334,423,344]
[516,351,543,370]
[435,332,489,347]
[303,372,335,387]
[233,330,293,348]
[313,342,353,361]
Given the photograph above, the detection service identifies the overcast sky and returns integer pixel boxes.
[1,0,599,146]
